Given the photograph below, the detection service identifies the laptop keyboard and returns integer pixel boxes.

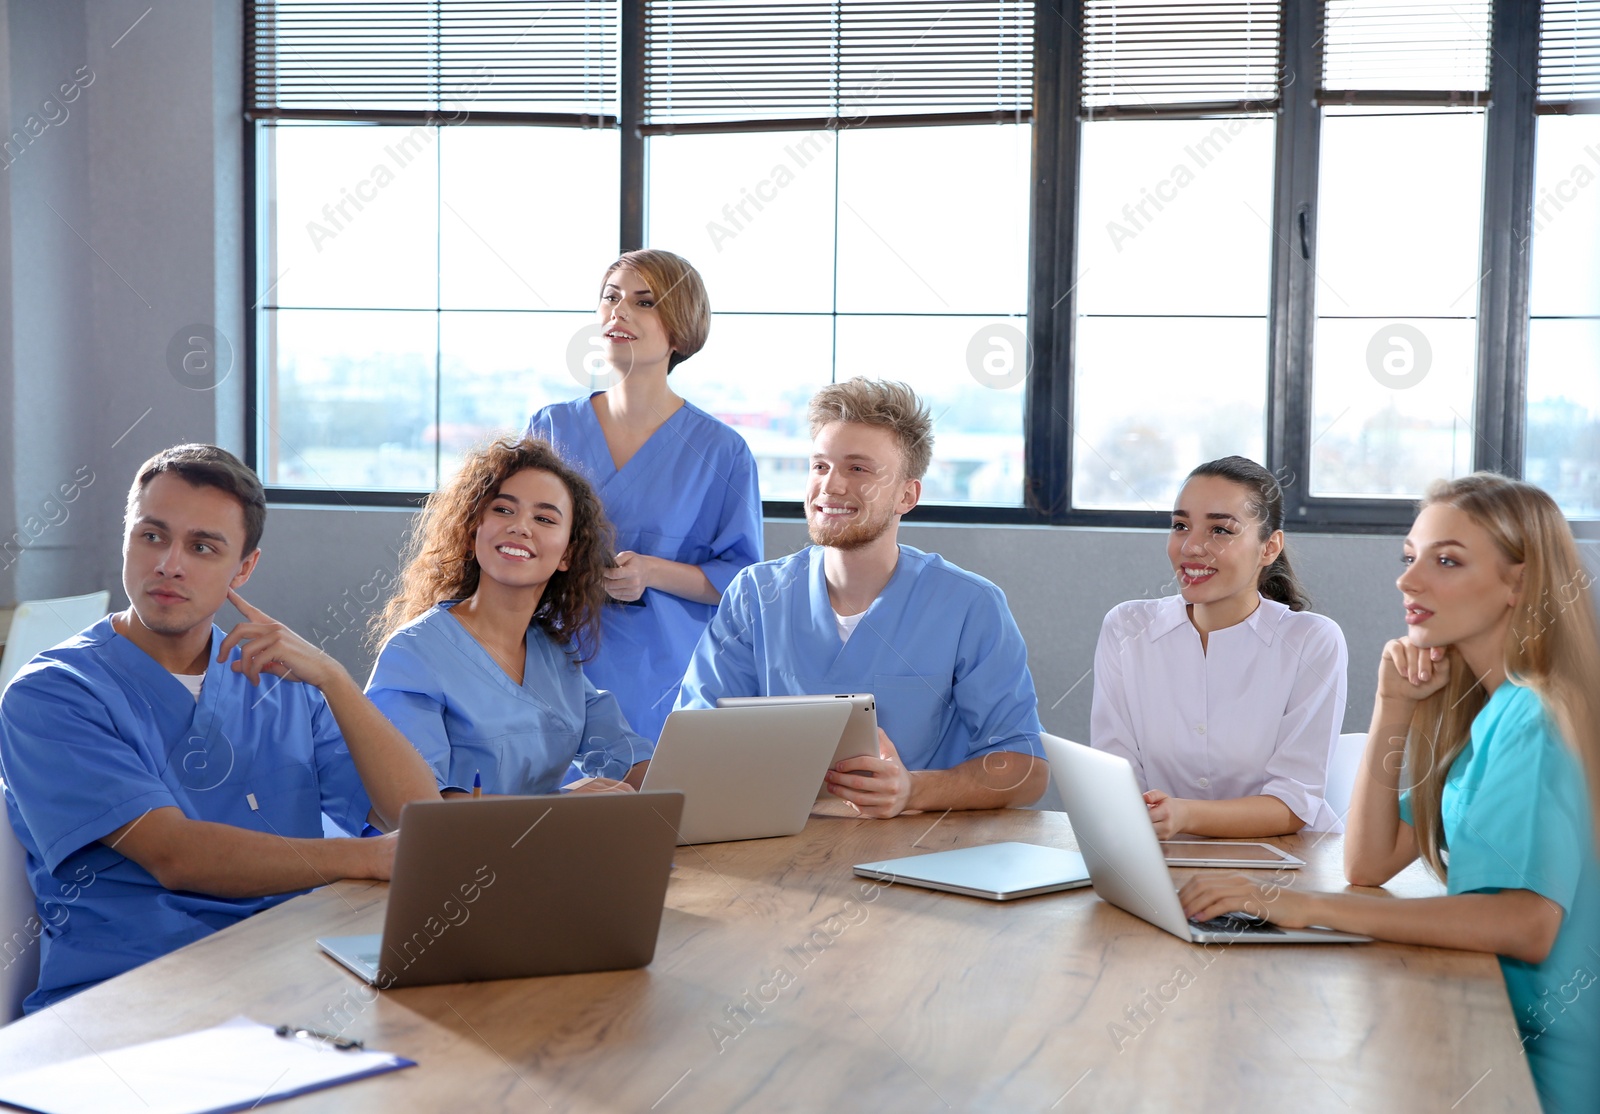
[1189,913,1286,936]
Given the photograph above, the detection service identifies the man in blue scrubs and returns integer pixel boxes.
[676,379,1046,818]
[0,445,441,1010]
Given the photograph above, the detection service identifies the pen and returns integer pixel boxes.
[473,770,482,798]
[274,1024,363,1051]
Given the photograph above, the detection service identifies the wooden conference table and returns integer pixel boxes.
[0,804,1536,1111]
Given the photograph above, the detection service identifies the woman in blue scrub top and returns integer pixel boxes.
[367,436,651,795]
[526,249,762,742]
[1180,474,1600,1114]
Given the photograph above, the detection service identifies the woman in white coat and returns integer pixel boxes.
[1090,456,1348,837]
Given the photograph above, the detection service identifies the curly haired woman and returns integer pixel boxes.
[366,436,649,796]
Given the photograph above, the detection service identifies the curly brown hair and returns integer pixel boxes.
[371,436,613,659]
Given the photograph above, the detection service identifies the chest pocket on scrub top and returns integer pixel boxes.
[218,761,320,835]
[859,675,949,764]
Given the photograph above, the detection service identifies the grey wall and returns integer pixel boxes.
[0,0,14,605]
[1,0,242,607]
[245,508,1600,749]
[1,0,1597,770]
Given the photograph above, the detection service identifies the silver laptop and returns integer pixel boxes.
[1042,735,1370,945]
[318,791,684,987]
[716,693,877,797]
[854,842,1091,901]
[642,703,852,844]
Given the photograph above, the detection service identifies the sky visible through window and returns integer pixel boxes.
[261,121,1031,506]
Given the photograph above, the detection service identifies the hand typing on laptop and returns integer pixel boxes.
[1179,873,1315,929]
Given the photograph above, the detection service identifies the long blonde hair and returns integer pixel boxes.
[1406,473,1600,878]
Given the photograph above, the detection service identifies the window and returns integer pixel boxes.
[248,0,1034,508]
[640,1,1034,507]
[1526,0,1600,518]
[1072,2,1281,510]
[248,2,621,494]
[646,123,1031,504]
[1309,1,1492,499]
[247,2,1594,528]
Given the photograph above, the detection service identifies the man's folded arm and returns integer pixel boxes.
[101,806,393,898]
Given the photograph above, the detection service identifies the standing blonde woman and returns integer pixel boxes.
[527,250,761,742]
[1181,474,1600,1113]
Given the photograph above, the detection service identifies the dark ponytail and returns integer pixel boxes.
[1186,456,1311,612]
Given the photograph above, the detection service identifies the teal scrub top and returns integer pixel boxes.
[1402,682,1600,1114]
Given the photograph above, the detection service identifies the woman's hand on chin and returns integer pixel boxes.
[1376,637,1450,704]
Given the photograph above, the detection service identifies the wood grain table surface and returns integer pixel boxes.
[0,802,1536,1112]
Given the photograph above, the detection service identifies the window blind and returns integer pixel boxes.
[641,1,1033,131]
[1080,1,1284,117]
[244,1,619,123]
[1320,0,1491,102]
[1538,0,1600,112]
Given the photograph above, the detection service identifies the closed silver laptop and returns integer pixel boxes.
[854,842,1091,901]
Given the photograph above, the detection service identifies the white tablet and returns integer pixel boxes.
[716,694,878,798]
[1159,841,1304,869]
[642,704,852,844]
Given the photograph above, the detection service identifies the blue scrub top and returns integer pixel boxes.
[1401,683,1600,1114]
[676,544,1044,770]
[527,395,762,742]
[0,617,372,1012]
[366,602,654,794]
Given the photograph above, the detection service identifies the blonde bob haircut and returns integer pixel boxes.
[807,377,934,481]
[1403,473,1600,878]
[601,249,710,372]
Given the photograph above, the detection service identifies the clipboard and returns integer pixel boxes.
[0,1016,414,1114]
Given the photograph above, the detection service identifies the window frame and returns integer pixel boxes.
[245,0,1556,532]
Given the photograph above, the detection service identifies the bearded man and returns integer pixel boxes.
[674,378,1045,818]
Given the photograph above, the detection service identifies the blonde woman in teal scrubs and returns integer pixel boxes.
[1181,474,1600,1114]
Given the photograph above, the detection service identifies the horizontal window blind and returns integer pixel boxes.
[245,1,619,122]
[642,1,1033,130]
[1538,0,1600,111]
[1320,0,1491,100]
[1081,1,1284,116]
